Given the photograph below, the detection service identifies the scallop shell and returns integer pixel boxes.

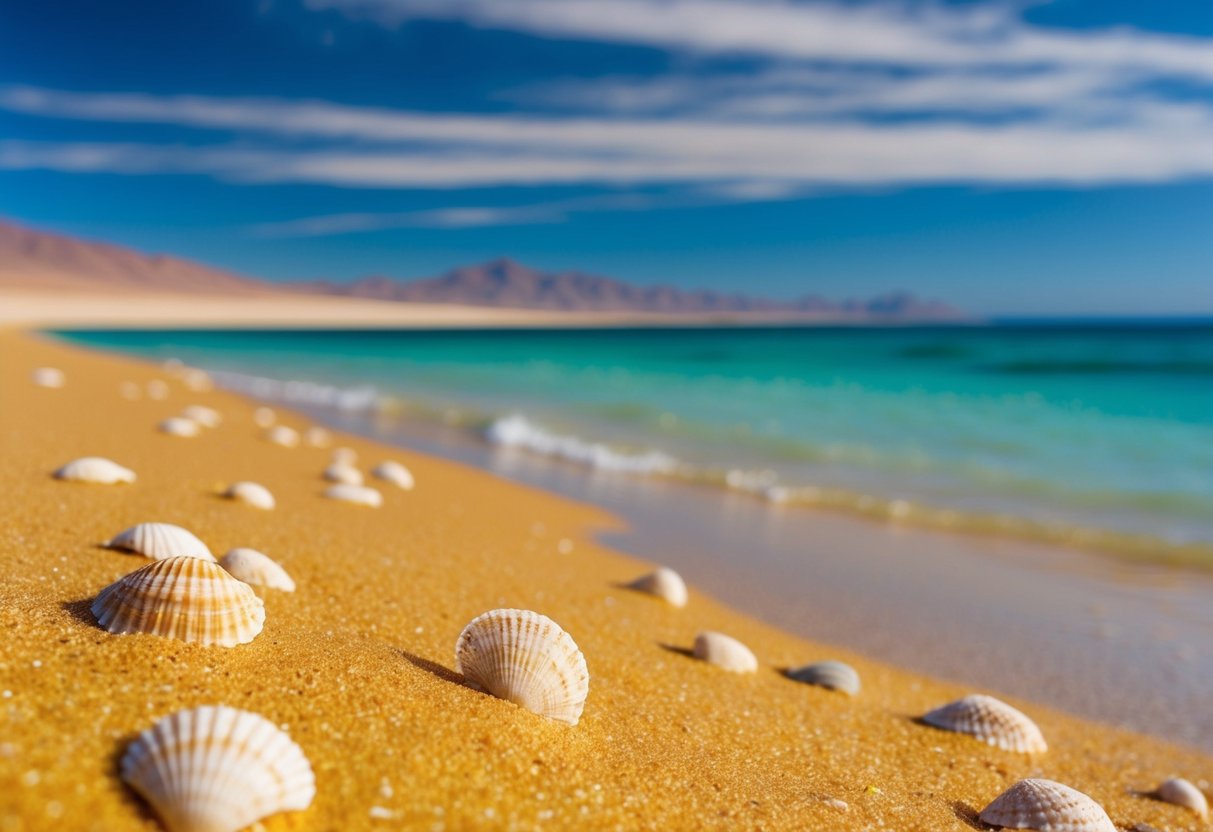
[182,405,222,428]
[371,460,415,490]
[222,481,275,510]
[323,463,363,486]
[693,631,758,673]
[264,425,299,448]
[121,705,314,832]
[107,522,215,561]
[1156,777,1208,819]
[786,660,861,696]
[92,556,265,646]
[979,779,1115,832]
[31,367,64,388]
[304,426,331,448]
[159,417,201,437]
[253,407,277,428]
[455,609,589,725]
[147,379,170,400]
[53,456,136,484]
[921,694,1047,753]
[627,567,688,607]
[323,484,382,507]
[220,548,295,592]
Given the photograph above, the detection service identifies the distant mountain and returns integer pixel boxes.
[290,257,965,321]
[0,219,276,295]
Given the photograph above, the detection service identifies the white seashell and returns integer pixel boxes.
[54,456,136,484]
[626,567,687,607]
[371,460,415,490]
[159,416,201,437]
[121,704,314,832]
[304,426,331,448]
[323,463,363,486]
[92,556,264,646]
[922,694,1047,753]
[120,381,142,400]
[322,484,382,507]
[980,779,1115,832]
[264,425,299,448]
[107,522,215,561]
[182,368,212,392]
[147,379,170,400]
[455,609,589,725]
[31,367,64,388]
[331,447,357,465]
[1156,777,1208,819]
[786,660,861,696]
[693,631,758,673]
[182,405,222,428]
[253,407,277,428]
[222,481,275,510]
[220,548,295,592]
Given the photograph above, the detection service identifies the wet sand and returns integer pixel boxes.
[1,329,1211,831]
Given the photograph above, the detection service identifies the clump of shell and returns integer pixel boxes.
[980,779,1115,832]
[1155,777,1208,819]
[222,481,275,510]
[786,660,861,696]
[54,456,136,484]
[921,694,1047,753]
[304,426,331,448]
[31,367,65,388]
[121,705,314,832]
[181,405,222,428]
[371,460,414,490]
[253,407,277,428]
[455,609,589,725]
[626,567,687,607]
[323,484,382,507]
[107,522,214,562]
[220,548,295,592]
[264,425,299,448]
[159,417,201,438]
[693,631,758,673]
[92,556,265,647]
[322,463,363,486]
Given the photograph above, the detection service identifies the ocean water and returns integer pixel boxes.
[55,324,1213,563]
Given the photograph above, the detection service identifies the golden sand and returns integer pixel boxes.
[0,329,1209,831]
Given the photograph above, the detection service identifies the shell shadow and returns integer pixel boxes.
[951,801,986,829]
[396,650,475,690]
[658,642,696,659]
[109,730,158,825]
[61,597,98,628]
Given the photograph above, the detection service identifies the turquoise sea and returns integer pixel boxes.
[55,324,1213,562]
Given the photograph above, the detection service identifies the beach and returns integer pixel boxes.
[2,327,1212,831]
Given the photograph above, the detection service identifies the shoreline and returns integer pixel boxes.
[2,328,1211,831]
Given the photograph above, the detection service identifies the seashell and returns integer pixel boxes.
[786,660,861,696]
[304,426,331,448]
[120,381,142,400]
[107,522,215,561]
[92,556,264,646]
[147,379,170,400]
[182,405,222,428]
[371,460,415,490]
[31,367,65,388]
[182,368,212,392]
[159,416,201,437]
[921,694,1047,753]
[323,463,363,486]
[121,704,314,832]
[455,609,589,725]
[220,548,295,592]
[253,407,277,428]
[1155,777,1208,819]
[693,631,758,673]
[222,481,275,510]
[322,484,382,507]
[980,779,1115,832]
[331,447,357,465]
[264,425,299,448]
[54,456,136,484]
[626,567,687,607]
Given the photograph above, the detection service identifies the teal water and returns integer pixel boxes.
[55,324,1213,554]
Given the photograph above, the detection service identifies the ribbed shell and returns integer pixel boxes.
[455,609,589,725]
[159,417,201,437]
[323,484,382,507]
[786,660,861,695]
[32,367,65,388]
[121,705,314,832]
[304,426,331,448]
[107,522,215,561]
[627,567,688,607]
[92,557,265,646]
[1156,777,1208,819]
[693,631,758,673]
[371,460,415,490]
[979,779,1115,832]
[53,456,136,484]
[922,694,1047,753]
[182,405,222,428]
[264,425,299,447]
[220,548,295,592]
[222,481,275,510]
[323,463,363,485]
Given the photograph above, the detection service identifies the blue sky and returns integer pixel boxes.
[1,0,1211,315]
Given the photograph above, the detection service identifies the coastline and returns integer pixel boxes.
[2,328,1211,831]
